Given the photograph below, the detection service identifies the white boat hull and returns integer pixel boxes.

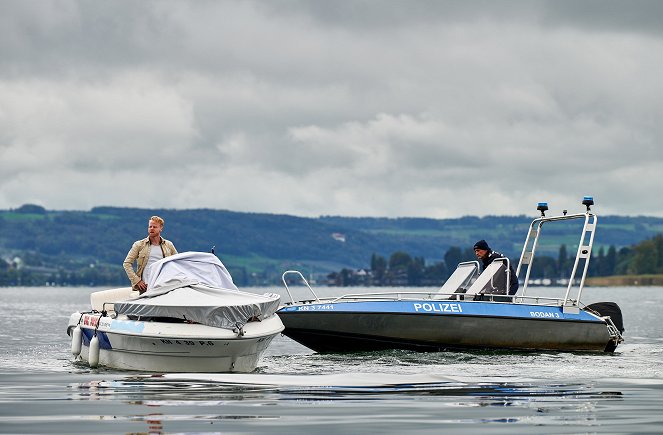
[68,312,284,372]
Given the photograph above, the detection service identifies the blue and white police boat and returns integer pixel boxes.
[67,252,284,372]
[277,197,624,353]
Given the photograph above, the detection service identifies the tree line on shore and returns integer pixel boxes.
[327,234,663,287]
[2,233,662,288]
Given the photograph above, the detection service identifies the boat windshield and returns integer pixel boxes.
[438,262,479,294]
[465,259,510,296]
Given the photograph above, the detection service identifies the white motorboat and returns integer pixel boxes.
[67,252,284,372]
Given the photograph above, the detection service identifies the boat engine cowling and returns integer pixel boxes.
[586,302,624,333]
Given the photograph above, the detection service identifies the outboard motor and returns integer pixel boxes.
[586,302,624,333]
[587,302,624,352]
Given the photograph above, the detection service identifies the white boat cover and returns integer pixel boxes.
[144,251,239,294]
[114,252,281,329]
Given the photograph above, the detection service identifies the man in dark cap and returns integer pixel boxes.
[473,240,518,295]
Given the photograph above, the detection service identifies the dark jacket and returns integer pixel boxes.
[481,250,519,295]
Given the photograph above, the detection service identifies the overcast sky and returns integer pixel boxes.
[1,0,662,218]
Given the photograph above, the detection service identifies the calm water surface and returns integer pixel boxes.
[1,285,662,434]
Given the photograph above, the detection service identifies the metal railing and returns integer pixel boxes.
[516,209,597,311]
[281,270,320,304]
[279,277,579,307]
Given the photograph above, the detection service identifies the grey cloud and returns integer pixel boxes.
[263,0,541,30]
[264,0,663,36]
[1,0,662,217]
[541,0,663,35]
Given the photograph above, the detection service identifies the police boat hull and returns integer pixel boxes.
[278,299,620,353]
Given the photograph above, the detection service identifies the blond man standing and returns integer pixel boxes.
[123,216,178,293]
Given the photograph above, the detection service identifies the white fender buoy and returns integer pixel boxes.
[89,334,100,368]
[71,325,82,356]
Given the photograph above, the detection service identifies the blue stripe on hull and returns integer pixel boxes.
[81,329,113,350]
[279,300,600,323]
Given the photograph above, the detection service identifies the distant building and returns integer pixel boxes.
[331,233,346,243]
[327,268,373,286]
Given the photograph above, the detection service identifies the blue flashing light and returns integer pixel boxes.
[536,202,549,217]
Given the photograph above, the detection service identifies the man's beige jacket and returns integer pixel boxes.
[123,237,178,289]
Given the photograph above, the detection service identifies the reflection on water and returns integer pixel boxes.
[55,373,629,434]
[77,373,625,402]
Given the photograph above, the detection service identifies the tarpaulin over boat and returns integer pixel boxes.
[114,252,280,329]
[145,251,239,295]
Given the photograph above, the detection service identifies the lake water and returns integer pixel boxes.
[1,285,662,434]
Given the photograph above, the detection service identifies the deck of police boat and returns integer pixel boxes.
[277,197,625,354]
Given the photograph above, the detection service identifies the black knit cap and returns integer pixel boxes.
[473,239,491,251]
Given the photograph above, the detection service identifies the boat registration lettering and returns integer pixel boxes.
[296,304,335,311]
[159,339,214,346]
[413,302,462,313]
[530,311,561,318]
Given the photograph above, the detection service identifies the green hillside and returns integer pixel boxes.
[1,204,662,286]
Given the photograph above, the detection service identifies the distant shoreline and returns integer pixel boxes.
[2,276,663,288]
[586,274,663,287]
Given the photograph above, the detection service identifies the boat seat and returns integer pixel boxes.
[437,262,479,297]
[90,287,139,312]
